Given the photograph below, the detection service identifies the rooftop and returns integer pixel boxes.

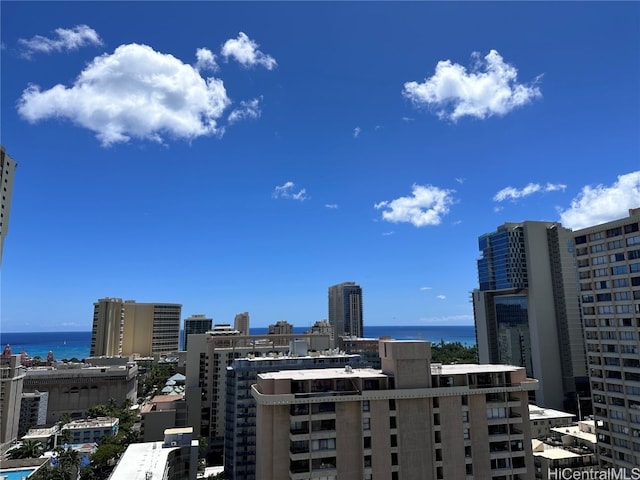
[529,404,575,421]
[259,367,385,381]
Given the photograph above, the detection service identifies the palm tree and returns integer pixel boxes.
[54,446,81,480]
[7,439,44,459]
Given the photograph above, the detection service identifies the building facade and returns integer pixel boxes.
[185,331,331,460]
[328,282,363,346]
[109,427,199,480]
[473,222,588,411]
[0,354,25,447]
[253,340,538,480]
[61,416,119,444]
[18,390,49,437]
[234,312,250,336]
[22,362,138,424]
[91,298,181,357]
[224,349,365,480]
[0,145,17,263]
[183,314,212,351]
[572,209,640,469]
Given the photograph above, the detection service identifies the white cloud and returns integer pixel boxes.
[273,181,308,201]
[374,184,455,227]
[17,43,231,146]
[455,177,465,184]
[493,182,566,202]
[353,127,361,138]
[19,25,103,57]
[436,295,446,300]
[325,204,338,209]
[228,98,261,124]
[382,231,395,236]
[419,286,432,291]
[195,47,218,72]
[221,32,277,70]
[401,116,414,122]
[403,49,542,121]
[558,171,640,229]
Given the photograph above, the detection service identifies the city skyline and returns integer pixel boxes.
[1,2,639,332]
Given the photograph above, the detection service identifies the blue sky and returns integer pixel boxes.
[1,2,639,333]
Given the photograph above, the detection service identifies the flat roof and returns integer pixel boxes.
[529,404,575,421]
[533,446,581,460]
[432,364,522,375]
[259,367,385,381]
[551,425,597,444]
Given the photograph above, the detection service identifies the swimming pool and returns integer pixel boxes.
[0,468,36,480]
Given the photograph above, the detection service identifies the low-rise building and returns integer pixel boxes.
[141,394,187,442]
[61,417,119,444]
[22,362,138,424]
[528,404,575,440]
[109,427,198,480]
[532,420,598,479]
[19,390,49,437]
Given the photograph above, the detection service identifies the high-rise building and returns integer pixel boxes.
[253,340,538,480]
[0,146,17,264]
[473,221,588,411]
[183,314,212,351]
[90,298,181,357]
[234,312,250,336]
[571,208,640,469]
[328,281,363,346]
[0,353,25,447]
[224,346,365,480]
[185,331,331,460]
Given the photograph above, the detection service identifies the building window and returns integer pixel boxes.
[362,400,370,412]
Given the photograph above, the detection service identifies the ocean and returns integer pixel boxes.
[0,325,476,361]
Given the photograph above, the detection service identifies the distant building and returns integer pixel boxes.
[0,145,17,263]
[234,312,250,336]
[22,362,137,424]
[571,208,640,469]
[473,221,588,411]
[339,335,390,369]
[305,320,334,351]
[61,417,119,444]
[0,353,25,447]
[19,390,49,437]
[183,314,212,351]
[268,320,293,345]
[90,298,181,357]
[328,282,363,347]
[253,340,538,480]
[109,427,198,480]
[224,345,365,480]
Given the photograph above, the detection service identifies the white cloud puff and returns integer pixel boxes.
[374,184,455,227]
[493,182,566,202]
[419,286,432,291]
[228,98,261,124]
[353,127,361,138]
[221,32,277,70]
[403,49,542,121]
[17,43,231,146]
[558,171,640,230]
[195,47,218,72]
[325,204,338,209]
[273,181,308,201]
[436,295,446,300]
[19,25,103,57]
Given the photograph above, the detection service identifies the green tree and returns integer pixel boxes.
[7,439,44,459]
[431,340,478,364]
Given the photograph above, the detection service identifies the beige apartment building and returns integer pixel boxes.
[90,298,181,357]
[572,208,640,468]
[253,340,538,480]
[0,354,25,447]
